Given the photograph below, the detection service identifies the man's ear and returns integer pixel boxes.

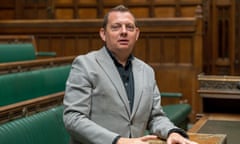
[135,27,140,40]
[99,28,106,41]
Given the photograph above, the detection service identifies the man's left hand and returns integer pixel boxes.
[167,133,198,144]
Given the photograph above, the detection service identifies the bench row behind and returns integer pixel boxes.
[0,62,190,129]
[0,55,75,75]
[0,65,71,123]
[0,35,56,63]
[0,102,191,144]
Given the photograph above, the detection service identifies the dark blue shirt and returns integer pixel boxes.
[106,48,135,112]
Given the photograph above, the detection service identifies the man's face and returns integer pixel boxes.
[100,11,140,55]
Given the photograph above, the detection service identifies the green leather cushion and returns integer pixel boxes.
[163,104,191,125]
[0,43,36,62]
[0,65,71,106]
[0,106,69,144]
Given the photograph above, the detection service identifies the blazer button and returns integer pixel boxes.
[130,121,133,125]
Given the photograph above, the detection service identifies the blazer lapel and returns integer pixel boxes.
[95,47,131,117]
[131,58,144,119]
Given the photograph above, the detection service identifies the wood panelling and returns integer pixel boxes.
[202,0,240,75]
[0,0,202,19]
[0,3,203,121]
[55,9,74,19]
[0,17,202,112]
[78,8,98,19]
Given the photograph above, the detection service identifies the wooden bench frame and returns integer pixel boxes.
[0,35,37,47]
[0,64,71,124]
[0,92,64,124]
[0,56,74,74]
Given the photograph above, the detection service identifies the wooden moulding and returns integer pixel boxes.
[148,133,226,144]
[0,56,75,74]
[0,18,197,34]
[0,92,64,124]
[198,74,240,99]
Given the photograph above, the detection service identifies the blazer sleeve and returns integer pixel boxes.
[147,74,178,139]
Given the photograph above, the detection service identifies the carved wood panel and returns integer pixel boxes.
[203,0,240,75]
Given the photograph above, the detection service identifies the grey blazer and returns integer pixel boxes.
[63,47,177,144]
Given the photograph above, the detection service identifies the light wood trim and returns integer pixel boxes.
[148,133,226,144]
[198,89,240,95]
[188,113,240,133]
[198,74,240,82]
[188,115,209,133]
[206,113,240,121]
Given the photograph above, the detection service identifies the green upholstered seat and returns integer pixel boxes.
[0,43,36,62]
[0,43,57,63]
[0,106,69,144]
[163,104,191,126]
[144,93,191,135]
[161,92,192,130]
[0,65,71,106]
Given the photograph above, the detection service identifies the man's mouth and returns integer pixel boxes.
[118,39,129,45]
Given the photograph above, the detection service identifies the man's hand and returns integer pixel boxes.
[117,135,159,144]
[167,133,198,144]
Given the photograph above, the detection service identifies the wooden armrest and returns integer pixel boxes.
[161,92,182,98]
[36,51,57,57]
[0,56,74,74]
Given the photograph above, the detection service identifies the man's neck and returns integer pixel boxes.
[106,48,131,66]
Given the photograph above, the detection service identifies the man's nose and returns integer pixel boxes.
[120,25,128,37]
[121,25,127,33]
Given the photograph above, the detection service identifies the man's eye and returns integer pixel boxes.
[111,25,121,31]
[110,24,136,31]
[126,25,135,31]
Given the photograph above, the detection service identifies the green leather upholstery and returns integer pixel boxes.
[0,43,36,62]
[0,43,57,63]
[161,92,191,130]
[163,104,191,127]
[143,93,191,136]
[0,106,70,144]
[0,65,71,106]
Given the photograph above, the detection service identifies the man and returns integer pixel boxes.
[63,5,197,144]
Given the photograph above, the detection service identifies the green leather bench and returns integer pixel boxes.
[0,106,70,144]
[163,104,191,129]
[0,97,190,144]
[144,92,191,136]
[0,65,71,106]
[0,104,189,144]
[0,43,56,63]
[161,92,191,130]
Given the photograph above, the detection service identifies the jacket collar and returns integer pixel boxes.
[95,47,144,119]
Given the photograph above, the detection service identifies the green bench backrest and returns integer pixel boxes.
[0,65,71,106]
[0,43,36,62]
[0,106,70,144]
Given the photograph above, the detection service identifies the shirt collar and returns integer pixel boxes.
[106,47,133,68]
